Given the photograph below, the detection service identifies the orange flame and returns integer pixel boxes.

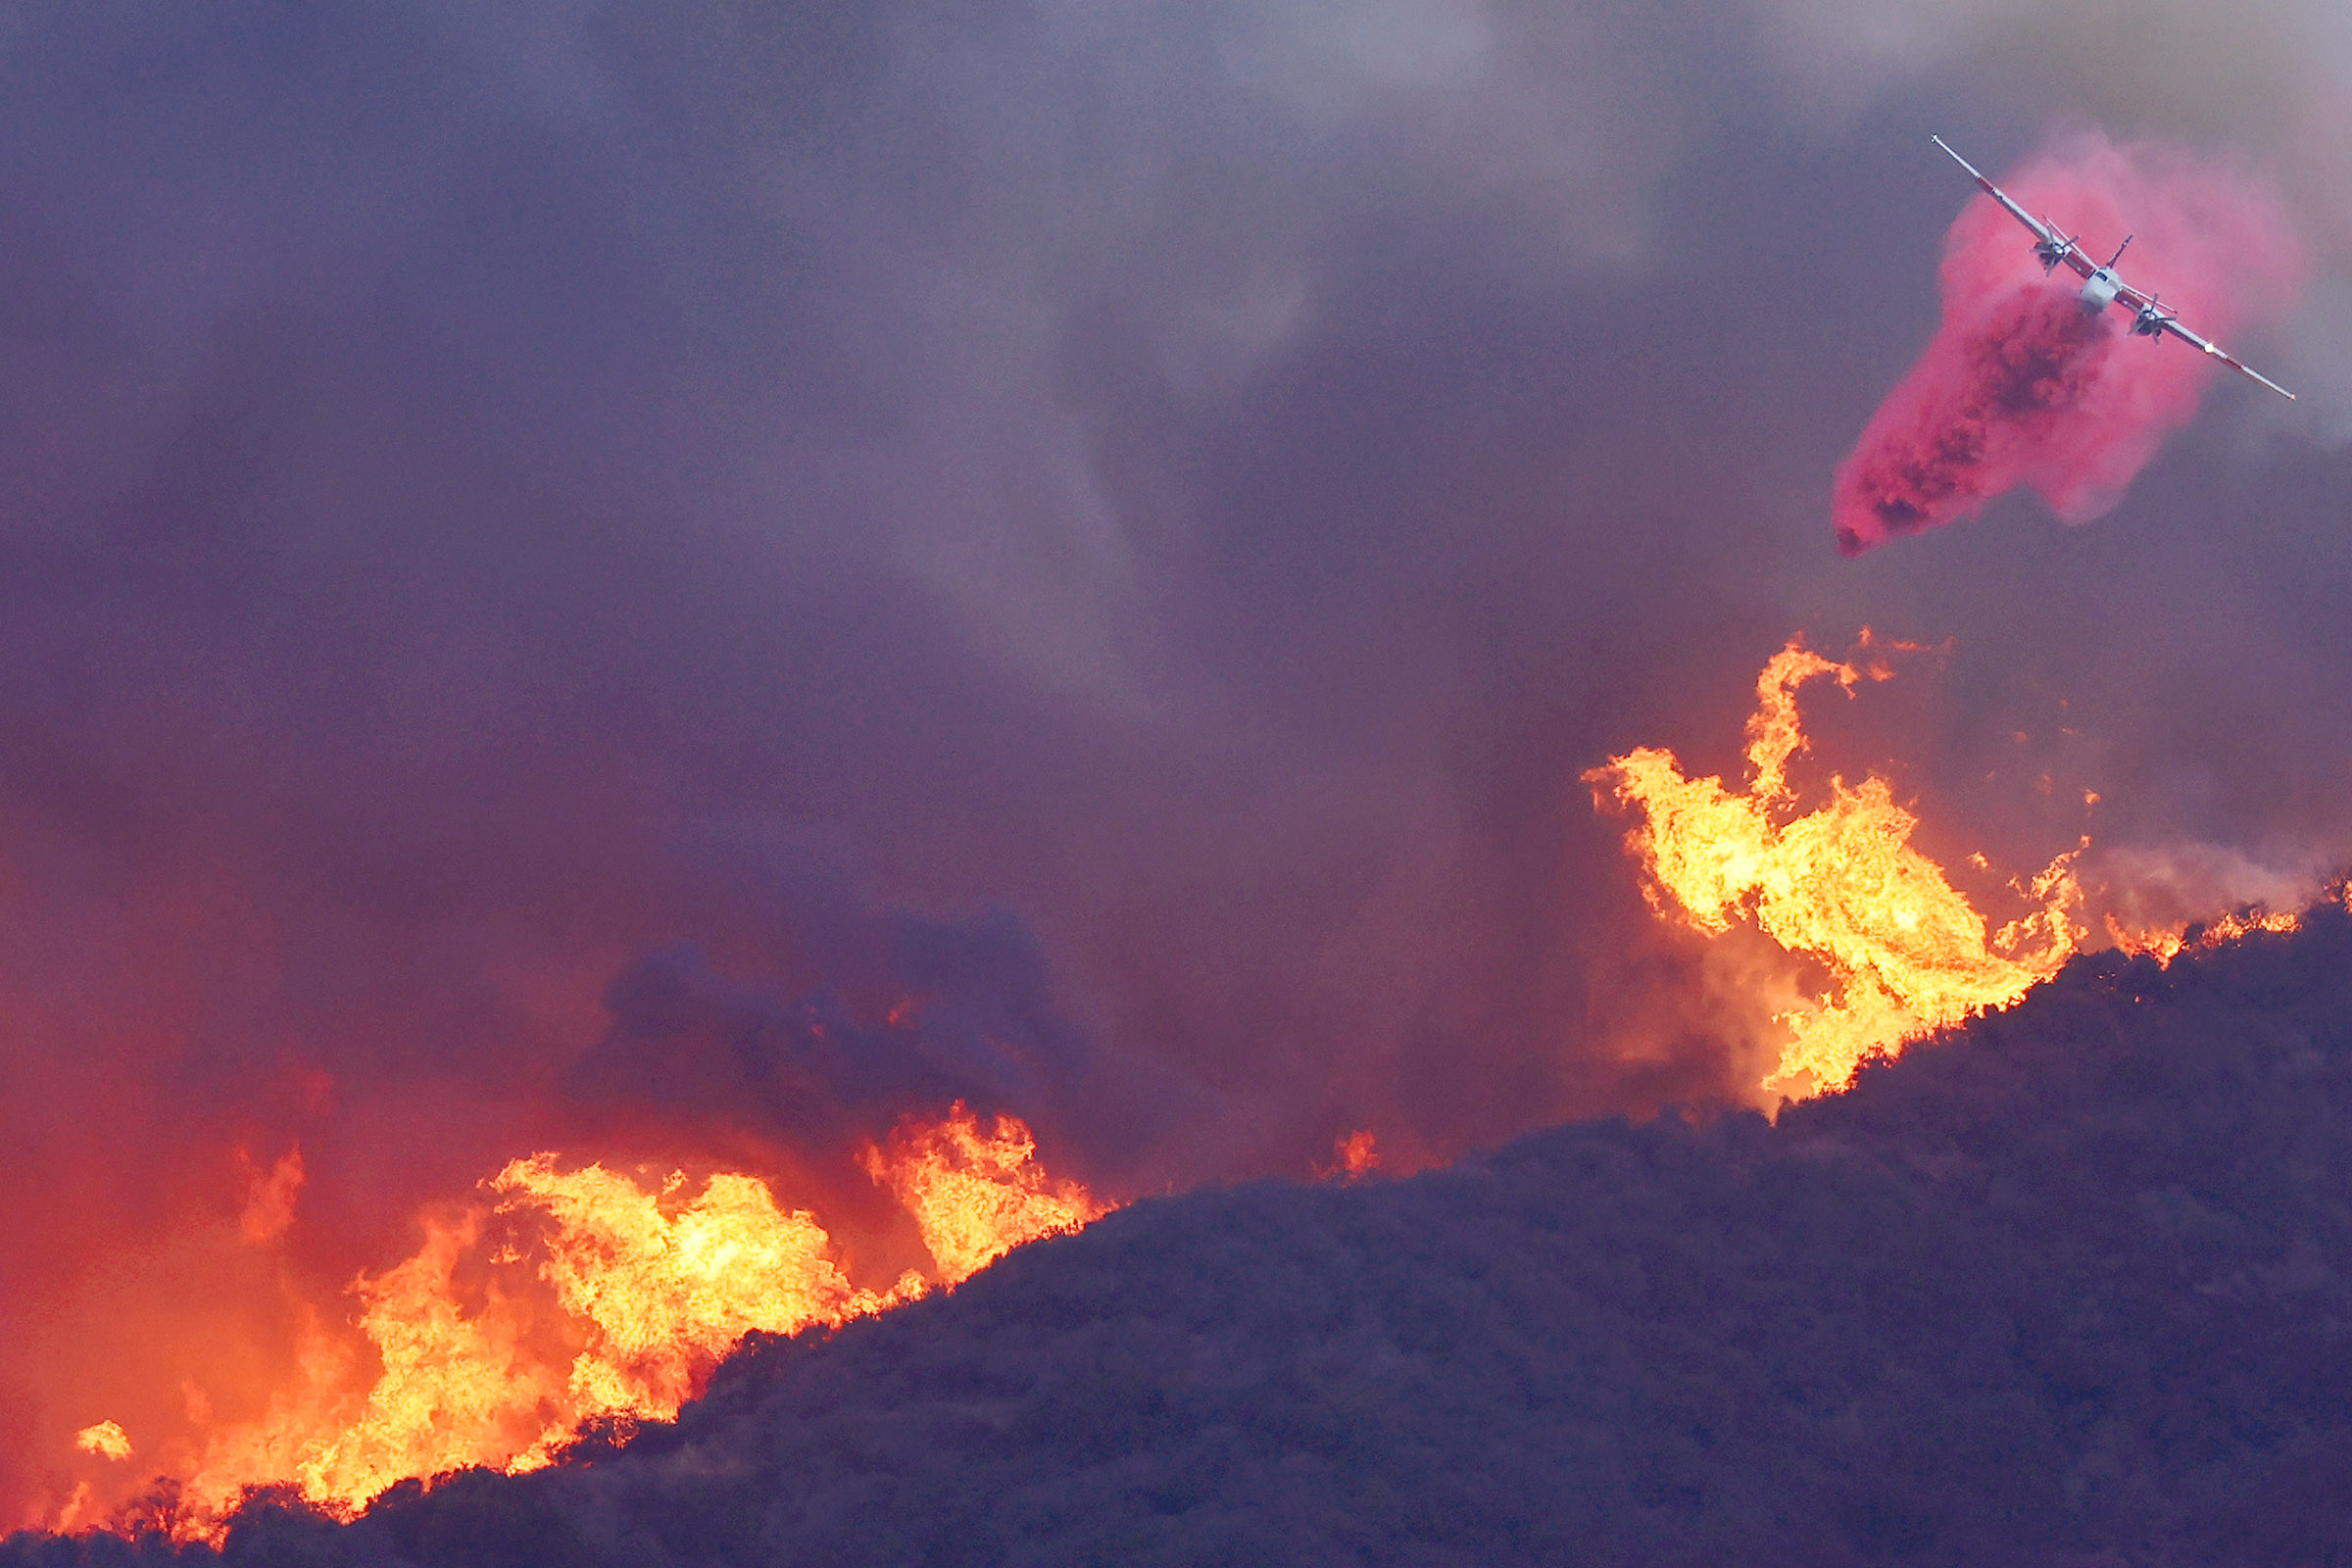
[1589,635,2082,1099]
[859,1103,1109,1286]
[131,1109,1101,1538]
[1315,1130,1380,1181]
[2107,906,2302,965]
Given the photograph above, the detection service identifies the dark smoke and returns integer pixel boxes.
[570,902,1161,1175]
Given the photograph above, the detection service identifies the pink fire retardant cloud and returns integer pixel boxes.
[1834,132,2304,555]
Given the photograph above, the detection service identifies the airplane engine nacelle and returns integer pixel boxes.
[2079,270,2121,314]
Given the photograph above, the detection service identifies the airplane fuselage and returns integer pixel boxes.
[2079,269,2122,314]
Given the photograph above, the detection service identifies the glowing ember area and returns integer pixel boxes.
[111,1111,1103,1537]
[1589,635,2082,1099]
[1317,1131,1381,1181]
[860,1103,1109,1286]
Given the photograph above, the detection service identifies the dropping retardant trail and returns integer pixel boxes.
[1834,131,2303,555]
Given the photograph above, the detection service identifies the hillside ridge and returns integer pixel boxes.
[21,909,2352,1567]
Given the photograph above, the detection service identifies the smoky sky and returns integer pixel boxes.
[3,0,2352,1520]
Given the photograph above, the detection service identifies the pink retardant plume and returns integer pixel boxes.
[1833,131,2303,555]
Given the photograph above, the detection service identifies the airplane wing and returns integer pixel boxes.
[1933,137,2293,400]
[2106,278,2296,398]
[1932,136,2053,243]
[1932,135,2090,276]
[2155,314,2298,400]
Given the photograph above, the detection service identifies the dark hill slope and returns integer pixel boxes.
[26,907,2352,1567]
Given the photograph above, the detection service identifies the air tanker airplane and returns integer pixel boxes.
[1933,135,2296,401]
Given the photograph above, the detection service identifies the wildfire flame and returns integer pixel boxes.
[89,1109,1104,1539]
[74,1424,131,1463]
[1588,634,2082,1099]
[2107,906,2303,965]
[859,1103,1108,1286]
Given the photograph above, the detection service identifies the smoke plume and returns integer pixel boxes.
[1835,131,2304,553]
[570,900,1145,1174]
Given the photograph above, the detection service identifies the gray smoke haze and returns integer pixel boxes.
[2,0,2351,1523]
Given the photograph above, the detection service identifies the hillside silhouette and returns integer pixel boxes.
[21,905,2352,1566]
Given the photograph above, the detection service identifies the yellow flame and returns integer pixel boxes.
[860,1103,1108,1286]
[162,1110,1102,1538]
[1588,635,2082,1099]
[491,1157,907,1425]
[182,1211,564,1521]
[74,1422,132,1462]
